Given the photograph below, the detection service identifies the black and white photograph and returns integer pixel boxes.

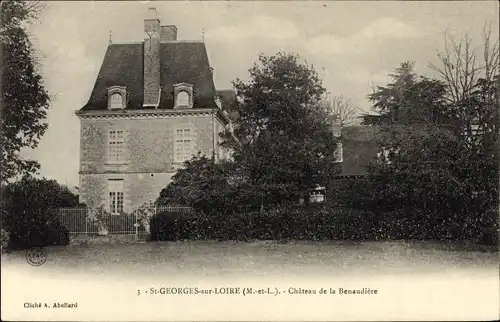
[1,1,499,320]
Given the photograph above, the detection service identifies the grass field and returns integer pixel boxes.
[2,240,499,321]
[2,240,498,278]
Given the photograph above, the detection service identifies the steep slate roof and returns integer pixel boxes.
[339,125,380,176]
[216,89,239,121]
[81,41,217,111]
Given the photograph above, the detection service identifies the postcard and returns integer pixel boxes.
[1,1,499,321]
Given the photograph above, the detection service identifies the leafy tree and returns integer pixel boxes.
[358,55,498,243]
[360,62,456,208]
[0,1,49,185]
[222,52,341,206]
[157,154,260,214]
[428,27,499,220]
[362,62,451,126]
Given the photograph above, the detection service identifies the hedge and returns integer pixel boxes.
[150,208,381,242]
[149,207,499,245]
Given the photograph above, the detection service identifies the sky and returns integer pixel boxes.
[20,0,499,188]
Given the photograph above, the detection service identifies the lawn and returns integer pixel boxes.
[2,240,499,321]
[2,240,498,278]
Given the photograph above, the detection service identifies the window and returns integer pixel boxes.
[110,93,123,109]
[108,179,124,214]
[176,91,190,107]
[175,129,192,162]
[173,83,193,108]
[107,86,127,109]
[108,130,124,162]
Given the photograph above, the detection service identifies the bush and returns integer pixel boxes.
[149,211,199,241]
[1,177,76,250]
[5,214,70,250]
[1,229,10,253]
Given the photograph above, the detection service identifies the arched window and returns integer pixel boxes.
[176,91,190,107]
[110,93,123,109]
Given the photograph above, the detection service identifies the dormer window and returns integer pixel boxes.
[173,83,193,109]
[107,86,127,110]
[177,91,190,107]
[110,93,123,109]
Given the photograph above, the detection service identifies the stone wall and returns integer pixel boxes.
[79,172,174,211]
[79,113,225,210]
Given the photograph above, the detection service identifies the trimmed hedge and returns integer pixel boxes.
[150,208,381,242]
[149,207,499,245]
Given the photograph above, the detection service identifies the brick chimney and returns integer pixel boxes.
[161,25,177,41]
[143,7,161,107]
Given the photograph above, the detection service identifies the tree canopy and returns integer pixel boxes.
[353,29,499,243]
[159,52,342,210]
[1,1,49,185]
[221,52,341,206]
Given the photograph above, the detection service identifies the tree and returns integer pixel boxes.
[429,25,499,145]
[430,25,500,231]
[320,94,360,127]
[222,52,341,206]
[157,155,227,212]
[0,1,49,185]
[357,54,498,243]
[428,26,499,219]
[157,154,259,214]
[362,62,451,126]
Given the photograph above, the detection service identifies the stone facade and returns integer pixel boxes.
[78,110,229,212]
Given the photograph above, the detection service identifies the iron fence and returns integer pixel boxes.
[59,208,98,235]
[59,205,194,236]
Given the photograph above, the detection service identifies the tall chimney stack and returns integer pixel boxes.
[143,7,161,107]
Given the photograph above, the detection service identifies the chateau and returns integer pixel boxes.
[76,8,236,213]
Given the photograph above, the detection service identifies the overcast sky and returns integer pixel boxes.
[21,1,499,187]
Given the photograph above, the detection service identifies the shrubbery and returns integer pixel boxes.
[1,177,77,250]
[150,207,379,242]
[1,229,10,253]
[149,206,499,245]
[6,220,70,250]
